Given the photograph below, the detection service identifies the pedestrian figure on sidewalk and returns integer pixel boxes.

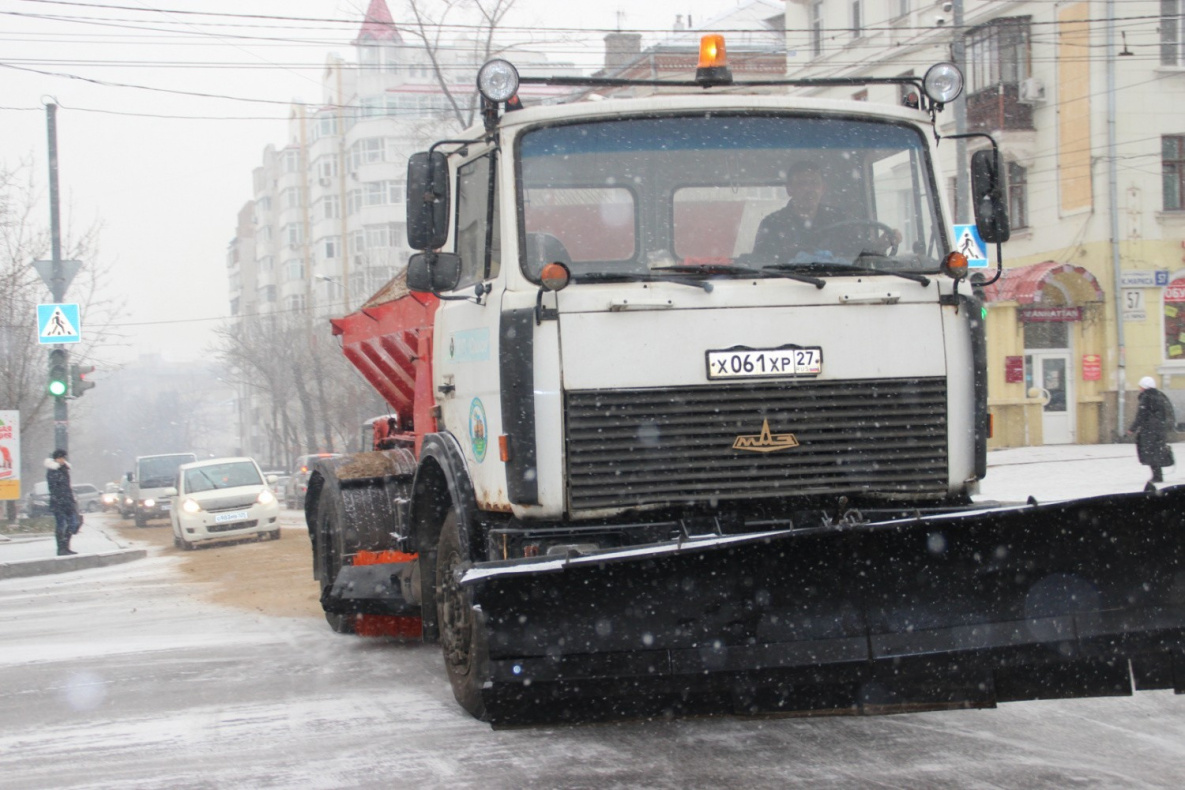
[1127,376,1176,489]
[45,449,81,556]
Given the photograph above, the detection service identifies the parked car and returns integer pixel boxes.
[24,482,50,517]
[72,483,102,513]
[284,453,339,509]
[168,457,281,550]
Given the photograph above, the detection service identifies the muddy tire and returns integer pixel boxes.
[316,479,355,635]
[436,509,488,720]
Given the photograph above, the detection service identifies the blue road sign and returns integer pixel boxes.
[952,224,989,269]
[37,303,81,345]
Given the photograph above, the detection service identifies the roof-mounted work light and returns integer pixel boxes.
[477,59,520,103]
[922,62,964,106]
[695,34,733,86]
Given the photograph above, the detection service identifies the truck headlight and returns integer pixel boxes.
[181,498,201,514]
[143,498,156,508]
[477,59,519,103]
[923,62,963,105]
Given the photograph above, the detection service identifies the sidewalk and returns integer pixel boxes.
[0,515,147,580]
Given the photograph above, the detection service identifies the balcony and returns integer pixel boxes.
[966,84,1034,133]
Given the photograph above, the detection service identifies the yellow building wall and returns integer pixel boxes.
[1057,4,1092,214]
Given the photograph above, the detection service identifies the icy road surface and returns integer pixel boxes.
[2,444,1185,789]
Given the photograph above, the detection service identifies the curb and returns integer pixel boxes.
[0,548,148,580]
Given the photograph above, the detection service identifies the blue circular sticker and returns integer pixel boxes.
[469,398,488,462]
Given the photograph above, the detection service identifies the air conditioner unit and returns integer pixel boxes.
[1018,77,1046,103]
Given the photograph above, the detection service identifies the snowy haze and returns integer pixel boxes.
[1,0,740,365]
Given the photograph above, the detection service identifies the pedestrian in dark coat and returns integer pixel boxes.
[1128,376,1176,486]
[45,449,79,556]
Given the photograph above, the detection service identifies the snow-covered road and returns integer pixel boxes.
[2,444,1184,789]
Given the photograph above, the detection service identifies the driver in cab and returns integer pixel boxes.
[752,161,899,262]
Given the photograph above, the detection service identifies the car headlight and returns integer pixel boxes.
[143,498,156,508]
[257,489,276,506]
[181,498,201,514]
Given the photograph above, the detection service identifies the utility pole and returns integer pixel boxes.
[951,0,969,224]
[1105,0,1127,436]
[46,102,68,453]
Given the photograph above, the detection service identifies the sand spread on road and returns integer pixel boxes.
[111,518,323,619]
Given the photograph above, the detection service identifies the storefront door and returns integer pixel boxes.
[1029,352,1075,444]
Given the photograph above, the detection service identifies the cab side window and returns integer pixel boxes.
[454,153,499,289]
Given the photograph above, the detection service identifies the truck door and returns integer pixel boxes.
[434,149,506,505]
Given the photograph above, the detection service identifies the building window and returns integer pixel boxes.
[283,187,302,210]
[322,195,340,220]
[851,1,863,38]
[350,138,385,170]
[317,154,338,180]
[1164,135,1185,210]
[284,294,307,311]
[964,17,1031,94]
[324,236,340,259]
[1163,0,1184,66]
[897,0,910,18]
[1007,162,1028,228]
[286,259,305,281]
[260,284,277,303]
[282,149,301,174]
[810,1,823,58]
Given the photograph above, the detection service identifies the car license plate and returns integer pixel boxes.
[706,346,823,379]
[214,510,249,524]
[161,501,171,511]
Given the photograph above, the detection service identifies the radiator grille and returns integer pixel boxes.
[564,378,948,511]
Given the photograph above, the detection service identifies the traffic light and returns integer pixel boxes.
[71,364,96,397]
[48,349,69,397]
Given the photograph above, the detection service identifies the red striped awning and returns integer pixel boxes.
[980,260,1105,305]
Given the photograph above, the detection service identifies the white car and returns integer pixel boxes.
[167,457,282,550]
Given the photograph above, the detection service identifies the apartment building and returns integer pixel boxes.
[783,0,1185,446]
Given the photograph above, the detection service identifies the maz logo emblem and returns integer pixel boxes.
[732,419,799,453]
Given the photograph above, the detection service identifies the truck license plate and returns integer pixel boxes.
[706,346,823,379]
[214,510,249,524]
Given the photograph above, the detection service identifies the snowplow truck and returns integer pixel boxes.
[307,45,1185,725]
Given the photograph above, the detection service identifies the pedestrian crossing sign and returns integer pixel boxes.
[37,303,81,344]
[952,224,989,269]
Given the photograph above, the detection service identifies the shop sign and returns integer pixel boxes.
[1004,356,1024,384]
[1020,306,1082,322]
[1165,283,1185,302]
[1082,354,1102,381]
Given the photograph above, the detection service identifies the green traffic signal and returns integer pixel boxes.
[48,349,69,397]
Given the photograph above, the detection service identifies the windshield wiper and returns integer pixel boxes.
[652,264,825,290]
[767,261,930,286]
[575,271,713,292]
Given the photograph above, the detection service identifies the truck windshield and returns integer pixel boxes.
[138,455,196,487]
[518,114,947,282]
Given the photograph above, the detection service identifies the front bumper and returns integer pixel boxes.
[177,502,281,542]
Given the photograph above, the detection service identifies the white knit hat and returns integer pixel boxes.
[1139,376,1157,390]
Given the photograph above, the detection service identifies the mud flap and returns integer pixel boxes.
[463,488,1185,725]
[322,560,420,618]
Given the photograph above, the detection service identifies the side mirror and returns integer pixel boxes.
[970,149,1011,244]
[406,151,450,250]
[126,472,134,482]
[407,252,463,293]
[163,487,178,498]
[266,475,278,485]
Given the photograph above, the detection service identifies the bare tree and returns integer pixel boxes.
[0,157,122,499]
[398,0,520,130]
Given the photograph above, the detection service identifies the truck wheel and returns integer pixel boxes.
[436,509,488,720]
[317,483,356,635]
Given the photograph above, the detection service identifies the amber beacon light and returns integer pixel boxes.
[695,34,733,86]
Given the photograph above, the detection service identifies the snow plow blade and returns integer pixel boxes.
[463,488,1185,725]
